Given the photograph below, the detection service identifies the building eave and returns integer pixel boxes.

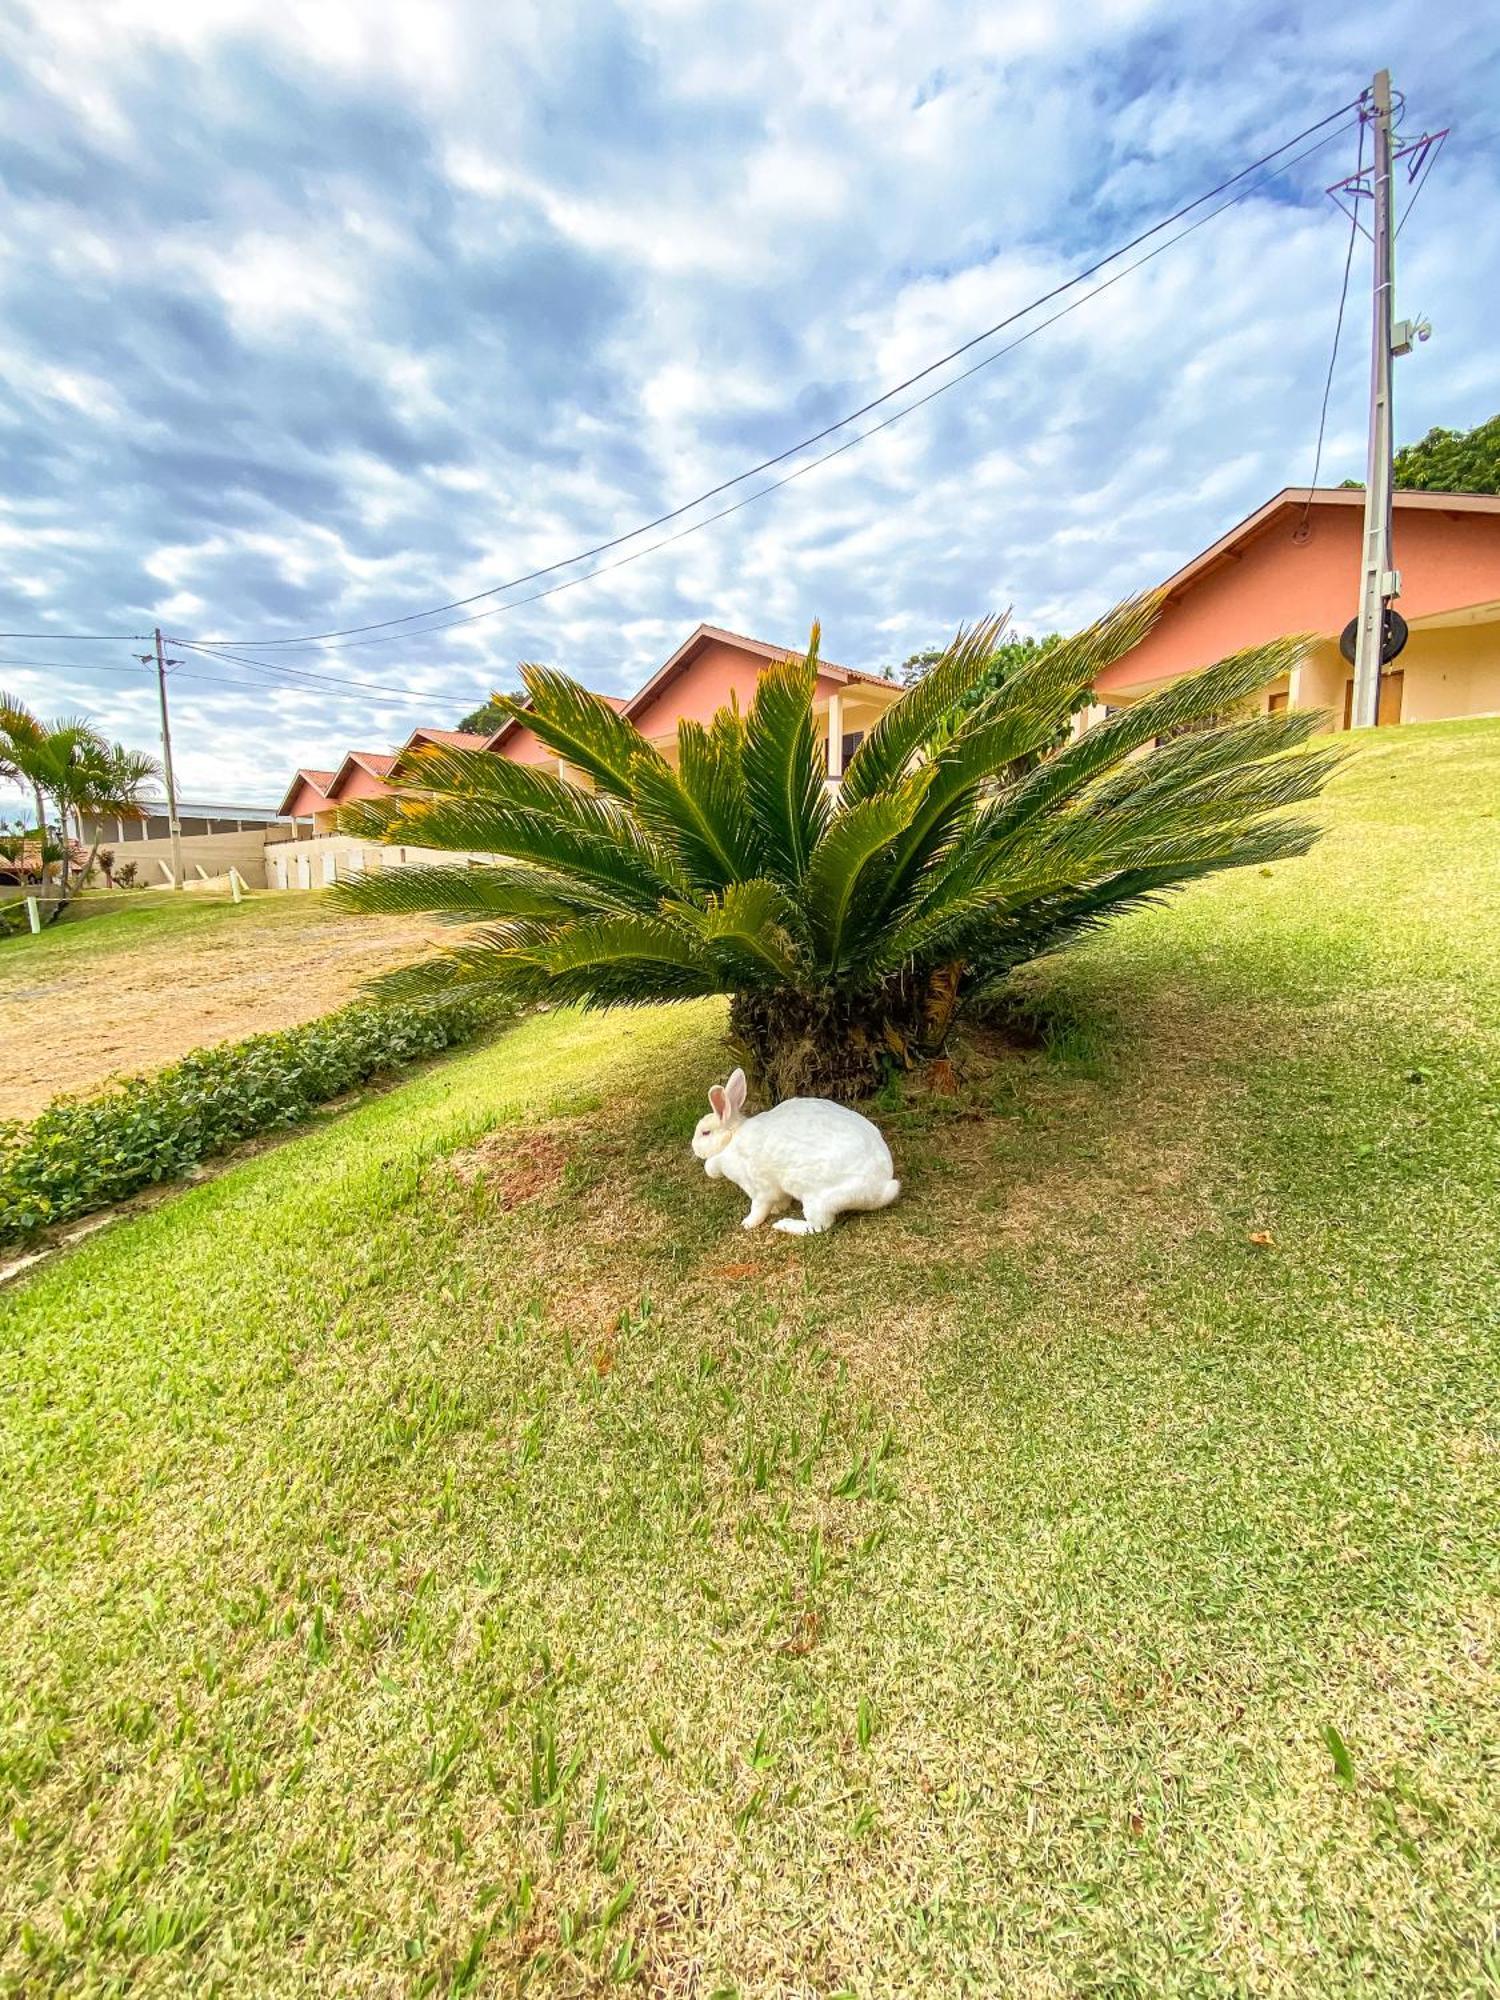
[618,622,895,723]
[1154,486,1500,609]
[274,768,336,817]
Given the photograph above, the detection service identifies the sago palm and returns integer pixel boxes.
[338,601,1333,1098]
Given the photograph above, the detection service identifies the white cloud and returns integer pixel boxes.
[0,0,1490,803]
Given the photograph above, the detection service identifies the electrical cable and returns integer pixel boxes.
[0,651,456,711]
[190,97,1364,652]
[1395,129,1447,238]
[1298,117,1365,535]
[171,636,500,704]
[177,111,1359,666]
[0,630,146,644]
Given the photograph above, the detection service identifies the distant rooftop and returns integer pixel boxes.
[134,798,283,822]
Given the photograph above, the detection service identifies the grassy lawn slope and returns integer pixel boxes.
[2,719,1497,1995]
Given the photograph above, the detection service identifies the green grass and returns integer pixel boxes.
[0,890,312,980]
[2,719,1498,1996]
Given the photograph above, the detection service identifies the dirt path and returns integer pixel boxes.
[0,898,441,1119]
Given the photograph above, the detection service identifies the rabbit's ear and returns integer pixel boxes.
[725,1068,748,1114]
[708,1083,729,1119]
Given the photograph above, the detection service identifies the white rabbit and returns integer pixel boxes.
[691,1068,901,1235]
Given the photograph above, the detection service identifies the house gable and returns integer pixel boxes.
[624,626,881,740]
[325,752,398,804]
[390,729,490,777]
[276,769,335,818]
[487,695,627,764]
[1095,489,1500,698]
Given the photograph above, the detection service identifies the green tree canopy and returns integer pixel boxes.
[897,630,1063,691]
[1342,412,1500,496]
[456,699,511,735]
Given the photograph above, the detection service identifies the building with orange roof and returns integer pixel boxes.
[1085,488,1500,731]
[269,624,904,888]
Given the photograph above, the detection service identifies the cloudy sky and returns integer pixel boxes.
[1,0,1495,806]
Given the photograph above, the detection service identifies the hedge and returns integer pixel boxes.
[0,992,505,1244]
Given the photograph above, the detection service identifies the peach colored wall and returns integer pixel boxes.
[630,639,848,736]
[1399,622,1500,723]
[1292,627,1500,731]
[1096,504,1500,696]
[282,778,331,819]
[493,722,559,765]
[1294,640,1347,724]
[329,763,394,803]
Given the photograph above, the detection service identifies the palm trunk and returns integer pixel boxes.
[57,798,73,897]
[730,965,964,1102]
[31,781,48,888]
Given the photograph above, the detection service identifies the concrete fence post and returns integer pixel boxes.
[25,895,41,934]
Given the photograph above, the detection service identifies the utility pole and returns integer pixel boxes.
[1350,69,1396,733]
[152,627,185,890]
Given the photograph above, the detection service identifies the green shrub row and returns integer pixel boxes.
[0,993,505,1244]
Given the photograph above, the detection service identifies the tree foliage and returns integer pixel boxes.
[338,606,1332,1098]
[1393,413,1500,494]
[899,629,1062,690]
[1341,412,1500,496]
[0,693,158,905]
[456,698,511,735]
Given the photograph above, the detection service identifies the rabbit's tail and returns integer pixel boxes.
[877,1177,901,1209]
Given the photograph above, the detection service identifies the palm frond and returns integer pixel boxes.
[335,796,411,842]
[334,862,608,923]
[1077,706,1329,817]
[527,914,718,1005]
[978,634,1312,859]
[973,595,1160,729]
[490,666,648,798]
[839,612,1012,804]
[668,878,804,984]
[342,752,683,910]
[671,715,765,880]
[741,638,830,886]
[961,819,1324,994]
[627,726,761,890]
[367,920,560,1002]
[801,786,927,970]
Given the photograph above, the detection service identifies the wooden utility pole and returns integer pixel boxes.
[1350,70,1397,732]
[153,627,185,890]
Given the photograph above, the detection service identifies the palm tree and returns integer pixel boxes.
[0,697,158,910]
[65,742,161,890]
[0,693,54,885]
[336,602,1335,1099]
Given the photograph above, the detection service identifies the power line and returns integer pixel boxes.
[170,662,456,709]
[191,96,1363,654]
[179,110,1359,668]
[1395,127,1447,238]
[171,636,501,704]
[0,655,189,687]
[1298,114,1366,535]
[0,630,145,643]
[0,649,463,712]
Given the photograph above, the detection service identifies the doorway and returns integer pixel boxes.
[1342,670,1404,729]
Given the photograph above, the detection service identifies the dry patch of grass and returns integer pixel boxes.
[0,893,438,1117]
[446,1126,573,1204]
